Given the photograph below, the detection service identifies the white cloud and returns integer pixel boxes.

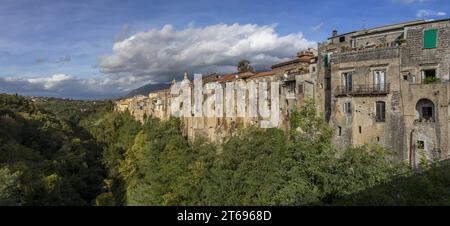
[416,9,447,18]
[27,74,73,90]
[311,22,324,32]
[392,0,427,4]
[98,23,316,83]
[2,23,315,99]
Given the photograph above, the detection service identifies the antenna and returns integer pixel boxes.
[362,19,367,30]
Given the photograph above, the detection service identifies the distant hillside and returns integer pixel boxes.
[125,83,170,98]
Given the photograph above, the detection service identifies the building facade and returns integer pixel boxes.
[318,19,450,166]
[116,18,450,167]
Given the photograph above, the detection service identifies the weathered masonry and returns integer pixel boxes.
[115,50,318,142]
[116,18,450,167]
[318,19,450,166]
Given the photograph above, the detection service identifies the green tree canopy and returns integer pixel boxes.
[237,59,254,73]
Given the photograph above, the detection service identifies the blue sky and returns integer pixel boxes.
[0,0,449,99]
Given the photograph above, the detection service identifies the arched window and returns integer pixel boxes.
[376,101,386,122]
[416,99,435,122]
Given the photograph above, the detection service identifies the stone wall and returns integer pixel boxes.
[332,47,400,64]
[329,56,403,154]
[322,19,450,165]
[402,20,450,81]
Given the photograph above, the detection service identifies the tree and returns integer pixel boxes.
[0,94,107,206]
[237,59,254,73]
[0,167,21,206]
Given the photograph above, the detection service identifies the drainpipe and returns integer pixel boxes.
[409,129,415,168]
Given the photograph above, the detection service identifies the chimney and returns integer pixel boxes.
[332,30,338,37]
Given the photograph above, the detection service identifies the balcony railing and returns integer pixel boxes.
[335,83,390,96]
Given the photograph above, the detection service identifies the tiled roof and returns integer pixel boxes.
[217,72,255,83]
[271,58,312,69]
[202,73,221,83]
[248,70,277,79]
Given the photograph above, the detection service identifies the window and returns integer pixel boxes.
[343,102,352,114]
[358,126,362,134]
[373,70,386,92]
[342,72,353,92]
[403,75,408,81]
[339,36,346,43]
[422,69,437,84]
[323,54,329,67]
[376,101,386,122]
[416,99,435,122]
[417,140,425,150]
[287,81,296,93]
[424,29,437,49]
[298,84,304,94]
[422,107,433,119]
[337,126,342,136]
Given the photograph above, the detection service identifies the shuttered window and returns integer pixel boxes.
[343,102,352,115]
[298,84,304,94]
[376,101,386,122]
[424,29,437,49]
[323,54,328,67]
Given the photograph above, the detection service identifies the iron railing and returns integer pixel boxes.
[335,83,390,96]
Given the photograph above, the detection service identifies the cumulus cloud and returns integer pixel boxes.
[2,23,315,99]
[98,23,316,83]
[416,9,447,18]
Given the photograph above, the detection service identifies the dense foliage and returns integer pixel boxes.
[0,94,109,205]
[1,94,449,206]
[82,98,450,206]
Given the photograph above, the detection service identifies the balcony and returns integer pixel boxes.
[335,83,390,96]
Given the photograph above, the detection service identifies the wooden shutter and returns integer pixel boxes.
[424,29,437,49]
[323,54,328,67]
[376,101,386,122]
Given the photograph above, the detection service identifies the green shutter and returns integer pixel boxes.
[323,54,328,67]
[424,29,437,49]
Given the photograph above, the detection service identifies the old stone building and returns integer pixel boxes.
[115,89,170,122]
[318,19,450,166]
[116,50,318,142]
[116,18,450,167]
[179,50,318,142]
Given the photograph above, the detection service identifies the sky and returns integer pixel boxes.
[0,0,449,99]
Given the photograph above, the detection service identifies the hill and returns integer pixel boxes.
[125,83,170,98]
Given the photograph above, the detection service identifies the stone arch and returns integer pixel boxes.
[415,98,435,122]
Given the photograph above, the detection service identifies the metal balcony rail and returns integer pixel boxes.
[335,83,390,96]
